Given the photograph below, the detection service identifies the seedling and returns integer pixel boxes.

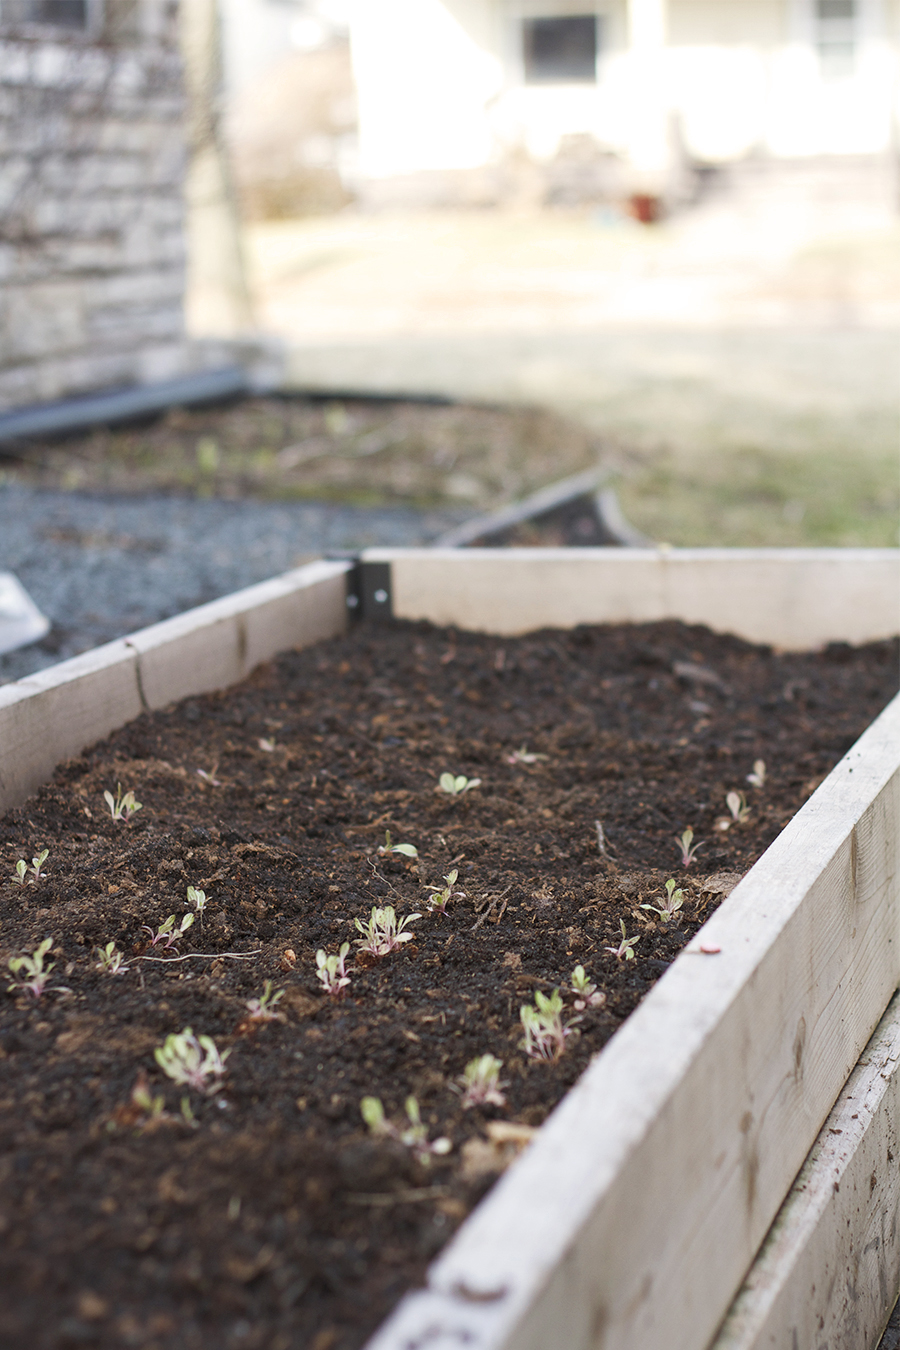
[453,1055,507,1109]
[12,849,49,885]
[505,745,548,765]
[570,965,605,1009]
[360,1095,451,1162]
[519,989,578,1062]
[187,886,208,928]
[377,830,418,859]
[438,772,481,797]
[154,1027,230,1096]
[7,937,54,1000]
[604,920,640,961]
[316,943,351,997]
[95,941,130,974]
[141,913,195,951]
[674,827,704,868]
[354,905,420,958]
[424,868,464,914]
[595,820,608,856]
[746,759,767,788]
[641,879,685,925]
[726,790,751,823]
[104,784,142,822]
[196,764,223,787]
[258,737,276,753]
[244,980,285,1022]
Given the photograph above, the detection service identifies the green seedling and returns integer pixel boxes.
[141,913,194,951]
[12,848,49,886]
[519,989,578,1062]
[354,905,420,958]
[104,784,142,823]
[377,830,418,859]
[424,868,464,914]
[95,941,130,974]
[674,827,704,868]
[746,759,767,788]
[438,772,481,797]
[316,943,351,997]
[505,745,548,765]
[605,920,640,961]
[570,965,605,1009]
[360,1095,451,1162]
[453,1054,507,1109]
[7,937,54,1000]
[154,1027,230,1096]
[641,879,685,925]
[187,886,208,928]
[726,790,751,823]
[245,980,286,1022]
[195,764,223,787]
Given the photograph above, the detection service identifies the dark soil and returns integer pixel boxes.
[0,618,896,1350]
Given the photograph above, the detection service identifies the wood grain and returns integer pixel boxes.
[374,547,900,650]
[713,990,900,1350]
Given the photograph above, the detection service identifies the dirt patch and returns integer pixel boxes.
[1,618,896,1349]
[3,397,601,510]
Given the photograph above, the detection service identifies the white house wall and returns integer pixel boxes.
[349,0,900,192]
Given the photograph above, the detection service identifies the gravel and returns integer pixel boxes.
[0,485,467,685]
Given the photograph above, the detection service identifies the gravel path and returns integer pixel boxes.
[0,485,465,685]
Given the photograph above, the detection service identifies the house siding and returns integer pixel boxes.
[0,0,187,412]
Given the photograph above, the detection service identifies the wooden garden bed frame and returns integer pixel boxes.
[0,547,898,1350]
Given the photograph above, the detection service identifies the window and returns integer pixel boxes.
[523,15,598,84]
[0,0,89,27]
[815,0,856,77]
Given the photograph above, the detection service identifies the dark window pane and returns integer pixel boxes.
[2,0,88,25]
[523,15,598,84]
[817,0,854,18]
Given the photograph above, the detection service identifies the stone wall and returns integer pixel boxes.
[0,1,189,412]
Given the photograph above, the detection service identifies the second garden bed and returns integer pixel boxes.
[1,610,896,1350]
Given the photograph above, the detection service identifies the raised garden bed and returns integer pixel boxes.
[0,548,898,1350]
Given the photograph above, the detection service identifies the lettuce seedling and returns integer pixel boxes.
[641,879,685,925]
[360,1095,451,1162]
[438,772,481,797]
[7,937,54,1000]
[354,905,420,957]
[104,784,142,823]
[95,941,130,974]
[12,848,49,885]
[746,759,767,788]
[726,790,750,823]
[244,980,285,1022]
[154,1027,230,1096]
[316,942,351,997]
[570,965,605,1009]
[674,827,704,868]
[505,745,548,766]
[377,830,418,859]
[141,913,195,951]
[519,989,578,1062]
[453,1054,507,1109]
[604,920,640,961]
[187,886,208,929]
[424,868,465,914]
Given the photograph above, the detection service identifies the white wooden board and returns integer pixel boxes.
[713,990,900,1350]
[365,691,900,1350]
[365,547,900,650]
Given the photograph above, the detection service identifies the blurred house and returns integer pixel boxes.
[347,0,900,208]
[0,0,191,411]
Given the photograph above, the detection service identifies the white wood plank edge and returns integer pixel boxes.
[712,989,900,1350]
[0,560,350,812]
[362,548,900,650]
[364,690,900,1350]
